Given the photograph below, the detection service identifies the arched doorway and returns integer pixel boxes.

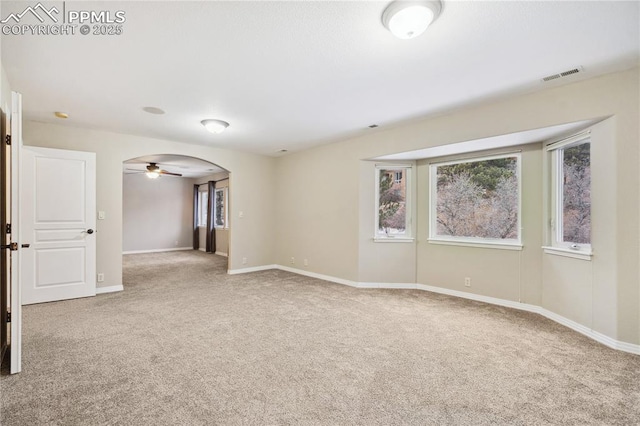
[122,154,230,270]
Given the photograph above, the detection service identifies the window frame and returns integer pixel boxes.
[374,164,413,242]
[213,187,228,229]
[546,132,592,257]
[428,152,522,249]
[197,189,208,228]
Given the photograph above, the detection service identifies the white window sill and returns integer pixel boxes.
[428,238,522,251]
[198,225,207,228]
[373,237,415,243]
[542,246,592,261]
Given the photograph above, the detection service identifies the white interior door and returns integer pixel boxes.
[21,147,96,305]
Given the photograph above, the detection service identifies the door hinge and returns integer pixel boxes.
[5,135,10,145]
[0,242,18,251]
[6,311,10,323]
[5,223,10,234]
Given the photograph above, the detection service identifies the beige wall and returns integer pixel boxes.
[22,122,276,289]
[122,173,195,252]
[417,143,543,305]
[275,68,640,345]
[358,160,417,284]
[10,55,640,346]
[542,118,619,338]
[275,145,360,280]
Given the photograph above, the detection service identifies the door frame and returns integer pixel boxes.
[1,104,8,363]
[9,91,22,374]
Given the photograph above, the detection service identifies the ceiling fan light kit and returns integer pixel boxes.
[382,0,442,39]
[124,162,183,179]
[201,119,230,134]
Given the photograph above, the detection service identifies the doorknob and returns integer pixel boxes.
[86,229,94,234]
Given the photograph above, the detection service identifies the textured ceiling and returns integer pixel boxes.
[2,1,639,156]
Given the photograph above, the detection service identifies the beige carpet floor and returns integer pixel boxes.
[1,250,639,425]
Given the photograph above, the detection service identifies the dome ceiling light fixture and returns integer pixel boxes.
[201,119,230,134]
[382,0,442,40]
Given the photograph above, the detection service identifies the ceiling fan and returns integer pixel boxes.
[125,162,183,179]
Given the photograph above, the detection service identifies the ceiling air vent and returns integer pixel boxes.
[542,67,583,83]
[560,68,580,77]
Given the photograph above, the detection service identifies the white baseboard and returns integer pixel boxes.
[218,262,640,355]
[123,247,193,255]
[536,307,640,355]
[96,285,124,294]
[415,283,540,313]
[215,251,228,257]
[275,265,359,287]
[198,248,206,252]
[272,264,640,356]
[227,264,277,275]
[361,282,420,290]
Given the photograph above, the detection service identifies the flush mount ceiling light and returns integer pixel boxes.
[201,119,230,134]
[54,111,69,119]
[382,0,442,39]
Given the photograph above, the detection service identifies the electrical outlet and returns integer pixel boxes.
[175,240,179,246]
[242,257,247,265]
[97,273,104,283]
[290,257,295,264]
[98,211,106,220]
[239,211,244,218]
[464,277,471,287]
[304,259,308,266]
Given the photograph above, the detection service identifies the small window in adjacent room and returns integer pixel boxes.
[547,133,591,253]
[214,187,227,229]
[375,165,412,239]
[430,153,521,247]
[198,191,208,227]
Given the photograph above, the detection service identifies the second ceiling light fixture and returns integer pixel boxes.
[382,0,442,39]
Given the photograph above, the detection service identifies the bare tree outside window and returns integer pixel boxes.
[378,169,407,235]
[561,143,590,244]
[215,189,224,228]
[434,156,519,240]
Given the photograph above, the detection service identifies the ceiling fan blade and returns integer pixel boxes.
[159,170,183,177]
